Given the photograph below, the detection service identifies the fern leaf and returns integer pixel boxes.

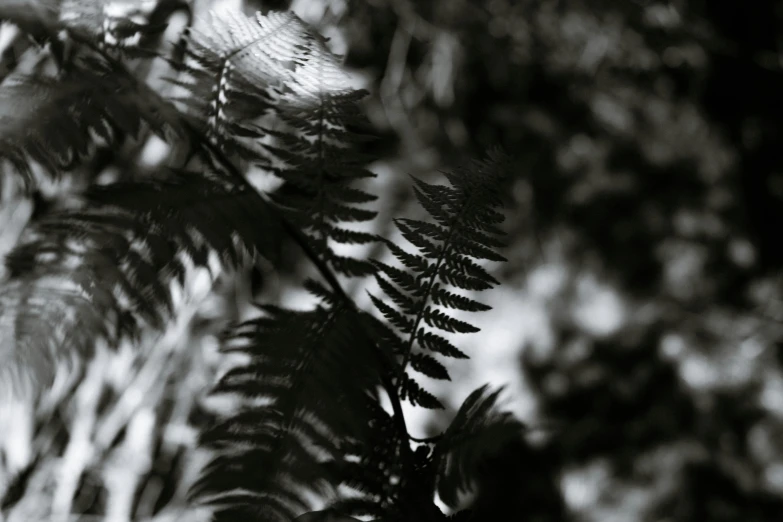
[86,171,285,266]
[369,153,508,408]
[171,9,378,278]
[325,225,378,245]
[0,53,184,188]
[384,238,431,273]
[294,511,362,522]
[267,95,378,278]
[168,8,290,154]
[394,220,441,259]
[452,225,506,250]
[375,275,418,315]
[432,385,525,508]
[409,352,450,381]
[169,9,350,154]
[444,255,498,286]
[363,312,408,357]
[429,284,491,313]
[320,249,375,277]
[396,219,449,245]
[411,182,453,225]
[371,260,422,296]
[302,278,338,306]
[315,321,457,520]
[325,395,412,520]
[368,293,414,332]
[399,374,443,410]
[448,235,507,263]
[423,307,480,334]
[417,330,468,359]
[194,301,382,521]
[437,264,493,292]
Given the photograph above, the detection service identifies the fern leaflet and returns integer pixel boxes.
[193,296,382,522]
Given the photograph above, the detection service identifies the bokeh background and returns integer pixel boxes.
[272,0,783,520]
[3,0,783,520]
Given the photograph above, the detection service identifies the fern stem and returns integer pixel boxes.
[315,98,328,252]
[395,225,455,391]
[394,177,483,393]
[397,273,438,389]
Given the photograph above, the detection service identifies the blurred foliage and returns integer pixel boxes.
[301,0,783,519]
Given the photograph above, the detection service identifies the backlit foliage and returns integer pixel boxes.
[0,1,517,521]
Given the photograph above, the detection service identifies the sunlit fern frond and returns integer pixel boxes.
[293,510,363,522]
[432,385,524,509]
[166,9,335,158]
[166,9,379,277]
[191,292,382,522]
[369,150,509,409]
[0,170,284,400]
[0,51,185,189]
[0,0,178,56]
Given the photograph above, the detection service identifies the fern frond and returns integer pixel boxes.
[171,9,379,278]
[167,9,324,156]
[0,52,185,188]
[369,151,509,408]
[432,385,525,509]
[409,352,449,381]
[85,170,285,267]
[171,8,356,119]
[326,395,409,520]
[294,510,362,522]
[327,382,523,522]
[192,299,382,522]
[1,171,284,398]
[417,330,468,360]
[265,88,379,278]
